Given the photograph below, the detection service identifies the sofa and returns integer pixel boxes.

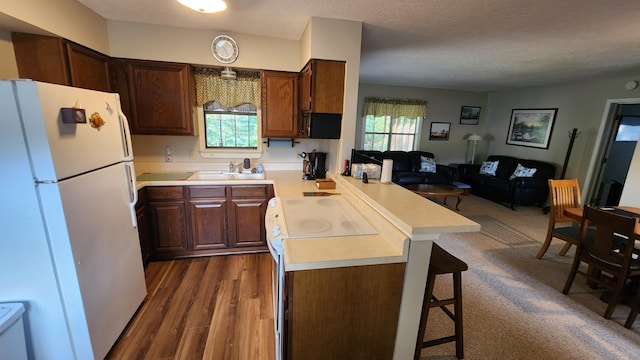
[350,149,455,185]
[458,155,556,209]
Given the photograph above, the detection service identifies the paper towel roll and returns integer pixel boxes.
[381,159,393,183]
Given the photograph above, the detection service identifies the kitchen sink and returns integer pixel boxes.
[187,171,265,181]
[232,173,266,180]
[187,171,232,180]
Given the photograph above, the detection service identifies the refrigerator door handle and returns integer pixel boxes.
[116,94,134,161]
[125,162,138,228]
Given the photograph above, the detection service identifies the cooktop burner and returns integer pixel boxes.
[280,196,378,238]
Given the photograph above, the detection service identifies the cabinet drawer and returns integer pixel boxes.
[147,186,185,200]
[188,186,227,198]
[230,185,268,198]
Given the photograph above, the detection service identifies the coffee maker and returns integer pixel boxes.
[303,151,327,180]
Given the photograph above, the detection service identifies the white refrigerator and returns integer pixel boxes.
[0,80,147,359]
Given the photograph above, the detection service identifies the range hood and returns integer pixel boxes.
[303,113,342,139]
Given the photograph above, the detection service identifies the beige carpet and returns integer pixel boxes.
[418,195,640,360]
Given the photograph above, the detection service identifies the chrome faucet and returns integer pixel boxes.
[229,161,242,173]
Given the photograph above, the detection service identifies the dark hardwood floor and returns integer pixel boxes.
[107,253,275,360]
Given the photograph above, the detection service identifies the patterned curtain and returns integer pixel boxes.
[194,67,261,108]
[363,97,427,118]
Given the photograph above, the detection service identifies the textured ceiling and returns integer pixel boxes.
[76,0,640,91]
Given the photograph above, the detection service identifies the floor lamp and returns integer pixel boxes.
[467,134,483,164]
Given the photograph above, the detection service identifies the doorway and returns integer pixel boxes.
[587,103,640,205]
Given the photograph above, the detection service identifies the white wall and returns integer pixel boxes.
[108,18,361,174]
[303,17,362,174]
[0,30,18,79]
[0,0,109,53]
[357,83,489,165]
[108,21,300,72]
[620,136,640,207]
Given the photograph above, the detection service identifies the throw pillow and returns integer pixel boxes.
[509,163,538,180]
[479,160,499,176]
[420,156,437,173]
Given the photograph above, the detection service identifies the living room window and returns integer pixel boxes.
[362,97,426,151]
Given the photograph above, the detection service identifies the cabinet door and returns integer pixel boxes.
[310,60,345,114]
[228,185,272,248]
[190,199,229,250]
[149,201,189,258]
[12,32,111,91]
[12,32,69,86]
[299,59,346,114]
[127,60,194,135]
[298,64,312,113]
[147,186,189,259]
[66,42,111,92]
[262,71,299,138]
[188,186,229,250]
[229,198,268,247]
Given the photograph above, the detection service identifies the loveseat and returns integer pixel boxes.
[458,155,556,209]
[350,149,455,185]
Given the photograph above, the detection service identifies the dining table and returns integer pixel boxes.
[563,205,640,295]
[563,206,640,237]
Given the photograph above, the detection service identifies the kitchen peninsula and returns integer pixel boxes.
[136,170,480,360]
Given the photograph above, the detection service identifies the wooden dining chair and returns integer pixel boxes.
[536,179,584,259]
[562,206,640,323]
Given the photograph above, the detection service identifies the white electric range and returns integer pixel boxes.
[264,194,379,360]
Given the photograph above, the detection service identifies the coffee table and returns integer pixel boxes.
[406,184,465,211]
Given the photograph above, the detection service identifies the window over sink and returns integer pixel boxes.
[203,101,258,149]
[194,67,263,158]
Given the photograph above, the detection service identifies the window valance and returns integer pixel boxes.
[363,97,427,119]
[194,67,261,108]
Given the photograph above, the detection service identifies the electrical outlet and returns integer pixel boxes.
[165,145,172,162]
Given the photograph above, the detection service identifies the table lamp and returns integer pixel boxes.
[467,134,483,164]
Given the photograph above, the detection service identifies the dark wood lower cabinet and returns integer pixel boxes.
[143,184,273,260]
[188,185,229,251]
[148,191,190,259]
[190,199,229,250]
[229,185,271,248]
[285,262,406,360]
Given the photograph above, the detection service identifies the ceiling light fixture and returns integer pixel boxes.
[177,0,227,13]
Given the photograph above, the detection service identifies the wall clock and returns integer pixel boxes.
[211,35,239,64]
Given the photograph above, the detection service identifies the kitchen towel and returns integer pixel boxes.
[381,159,393,184]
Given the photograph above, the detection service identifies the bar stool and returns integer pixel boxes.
[414,243,468,360]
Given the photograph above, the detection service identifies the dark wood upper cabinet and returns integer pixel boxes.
[299,59,346,114]
[261,70,299,138]
[125,60,194,135]
[12,32,110,92]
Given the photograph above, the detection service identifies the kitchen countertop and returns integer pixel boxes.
[334,175,480,239]
[134,168,480,359]
[136,170,480,236]
[134,170,479,269]
[135,170,409,271]
[136,172,193,181]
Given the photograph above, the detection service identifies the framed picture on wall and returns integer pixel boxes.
[460,106,481,125]
[506,108,557,149]
[429,122,451,140]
